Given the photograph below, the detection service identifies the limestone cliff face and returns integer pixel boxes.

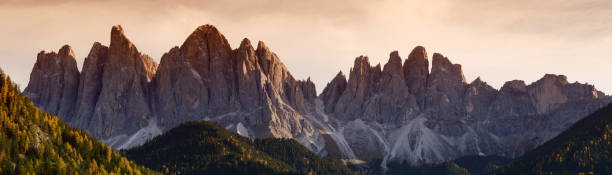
[403,46,429,108]
[24,45,79,120]
[320,71,347,113]
[425,53,468,120]
[73,42,108,131]
[83,26,158,139]
[464,77,498,120]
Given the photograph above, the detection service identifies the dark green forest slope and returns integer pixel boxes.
[353,155,511,175]
[125,121,354,175]
[0,70,156,174]
[494,103,612,175]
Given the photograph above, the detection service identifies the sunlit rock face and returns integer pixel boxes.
[25,24,610,166]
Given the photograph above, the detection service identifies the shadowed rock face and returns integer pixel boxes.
[320,71,347,113]
[25,25,610,166]
[24,45,79,120]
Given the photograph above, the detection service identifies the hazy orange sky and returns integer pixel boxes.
[1,0,611,93]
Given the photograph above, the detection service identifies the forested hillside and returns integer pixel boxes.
[0,70,156,174]
[125,121,354,175]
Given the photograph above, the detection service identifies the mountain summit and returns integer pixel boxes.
[24,24,610,166]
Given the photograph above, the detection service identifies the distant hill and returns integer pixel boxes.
[124,121,354,175]
[0,70,155,174]
[494,103,612,174]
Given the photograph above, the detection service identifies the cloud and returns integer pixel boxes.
[445,0,612,38]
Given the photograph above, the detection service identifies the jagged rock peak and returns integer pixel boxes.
[403,46,429,107]
[110,25,132,47]
[534,74,569,85]
[352,56,372,72]
[335,71,346,80]
[91,41,106,49]
[58,45,75,57]
[195,24,220,33]
[188,24,224,40]
[431,52,466,83]
[321,71,348,112]
[501,80,527,92]
[111,25,124,35]
[470,77,485,85]
[388,51,402,65]
[467,76,497,95]
[432,53,452,68]
[25,45,80,120]
[407,46,427,62]
[36,45,77,66]
[382,51,404,81]
[239,38,253,49]
[256,40,270,52]
[383,51,403,76]
[326,71,348,89]
[299,77,317,101]
[403,46,429,80]
[181,24,230,51]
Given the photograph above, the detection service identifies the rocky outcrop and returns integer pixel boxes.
[403,46,429,108]
[463,77,498,120]
[333,56,381,121]
[24,45,79,120]
[367,51,417,123]
[73,42,108,128]
[89,26,158,139]
[320,71,347,113]
[425,53,468,120]
[527,74,570,114]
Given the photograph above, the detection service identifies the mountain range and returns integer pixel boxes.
[23,24,611,166]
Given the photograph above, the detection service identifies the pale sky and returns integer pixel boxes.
[1,0,611,94]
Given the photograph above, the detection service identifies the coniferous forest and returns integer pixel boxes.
[124,121,354,175]
[0,70,157,175]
